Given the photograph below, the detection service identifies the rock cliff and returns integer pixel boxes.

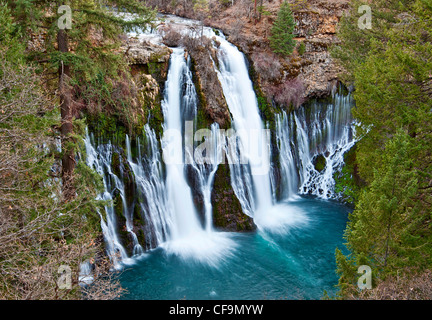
[148,0,350,105]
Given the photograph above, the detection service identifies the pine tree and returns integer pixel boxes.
[4,0,156,200]
[269,1,296,56]
[0,3,124,299]
[332,0,432,298]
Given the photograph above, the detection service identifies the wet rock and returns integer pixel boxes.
[211,164,257,232]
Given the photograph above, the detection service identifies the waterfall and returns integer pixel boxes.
[297,91,356,199]
[206,27,355,232]
[160,48,203,239]
[159,47,235,265]
[125,126,171,250]
[84,15,357,267]
[212,35,273,225]
[274,90,356,200]
[84,124,170,266]
[188,123,224,232]
[84,45,235,268]
[275,112,299,200]
[84,130,135,269]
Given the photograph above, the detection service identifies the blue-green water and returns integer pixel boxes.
[119,197,350,300]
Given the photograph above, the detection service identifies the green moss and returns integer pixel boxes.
[314,154,326,172]
[211,164,256,231]
[189,56,213,130]
[86,112,127,144]
[133,202,144,226]
[111,151,121,177]
[137,228,146,248]
[143,93,164,138]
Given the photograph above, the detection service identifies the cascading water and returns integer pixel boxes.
[84,42,235,268]
[275,112,299,200]
[202,30,311,233]
[85,14,356,274]
[187,123,224,232]
[84,130,135,269]
[211,35,274,225]
[159,47,235,265]
[125,126,171,250]
[274,90,356,200]
[160,48,204,239]
[82,14,358,299]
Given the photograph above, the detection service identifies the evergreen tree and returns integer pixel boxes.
[269,1,296,56]
[0,2,123,299]
[4,0,156,200]
[332,0,432,298]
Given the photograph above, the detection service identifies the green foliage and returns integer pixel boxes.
[0,2,25,63]
[4,0,156,131]
[1,35,97,301]
[297,41,306,56]
[332,0,432,298]
[334,147,361,204]
[257,5,271,16]
[269,1,296,56]
[0,0,140,299]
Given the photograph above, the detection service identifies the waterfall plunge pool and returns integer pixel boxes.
[118,196,350,300]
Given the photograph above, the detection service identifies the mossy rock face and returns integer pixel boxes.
[313,154,326,172]
[112,192,133,255]
[211,164,256,231]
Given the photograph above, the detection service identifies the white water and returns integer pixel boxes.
[125,126,171,250]
[160,48,235,266]
[275,112,299,200]
[275,91,356,200]
[161,48,203,239]
[85,14,356,267]
[211,34,274,227]
[84,131,135,269]
[188,123,224,232]
[206,30,312,233]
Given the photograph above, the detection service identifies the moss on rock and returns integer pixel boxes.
[211,164,256,231]
[313,154,326,172]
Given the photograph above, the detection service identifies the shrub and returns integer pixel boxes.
[251,51,282,82]
[271,77,305,109]
[160,25,183,47]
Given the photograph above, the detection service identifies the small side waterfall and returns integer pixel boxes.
[274,90,356,200]
[275,112,299,200]
[188,123,223,232]
[84,131,135,269]
[125,126,171,250]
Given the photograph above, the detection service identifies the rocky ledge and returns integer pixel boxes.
[148,0,350,106]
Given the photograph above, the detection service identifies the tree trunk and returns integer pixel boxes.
[258,0,263,21]
[57,29,75,200]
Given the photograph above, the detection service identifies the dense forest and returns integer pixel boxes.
[0,0,431,300]
[332,0,432,299]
